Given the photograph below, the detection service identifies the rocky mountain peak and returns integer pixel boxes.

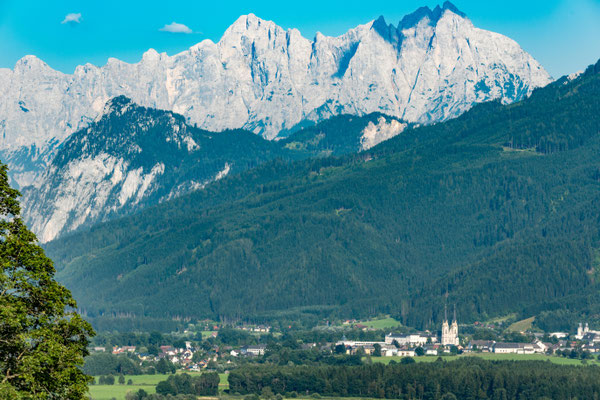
[13,55,55,74]
[0,4,552,188]
[398,1,466,31]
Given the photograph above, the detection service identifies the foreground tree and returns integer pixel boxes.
[0,163,94,398]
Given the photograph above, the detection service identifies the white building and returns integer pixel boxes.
[337,340,382,347]
[385,333,436,346]
[576,323,600,340]
[550,332,568,339]
[441,306,459,346]
[244,345,266,356]
[493,342,545,354]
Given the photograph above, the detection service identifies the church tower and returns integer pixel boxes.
[441,305,459,346]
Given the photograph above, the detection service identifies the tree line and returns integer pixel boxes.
[228,358,600,399]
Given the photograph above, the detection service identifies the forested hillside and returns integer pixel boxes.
[22,95,393,242]
[44,60,600,331]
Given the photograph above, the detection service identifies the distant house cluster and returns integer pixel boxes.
[334,312,459,357]
[239,325,272,333]
[112,346,136,354]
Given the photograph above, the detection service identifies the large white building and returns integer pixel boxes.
[575,323,600,340]
[493,342,546,354]
[384,333,437,346]
[441,306,459,346]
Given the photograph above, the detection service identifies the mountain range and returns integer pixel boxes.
[24,96,402,241]
[44,58,600,332]
[1,2,550,188]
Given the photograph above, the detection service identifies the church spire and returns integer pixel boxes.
[444,303,448,322]
[453,304,457,323]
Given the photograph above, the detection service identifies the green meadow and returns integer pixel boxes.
[362,317,401,330]
[88,372,229,400]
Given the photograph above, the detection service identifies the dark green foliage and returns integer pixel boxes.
[0,162,94,398]
[156,358,176,375]
[98,375,115,385]
[281,113,407,157]
[45,60,600,330]
[217,327,257,346]
[155,372,219,396]
[83,353,143,376]
[228,359,600,399]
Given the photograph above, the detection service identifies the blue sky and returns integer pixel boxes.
[0,0,599,78]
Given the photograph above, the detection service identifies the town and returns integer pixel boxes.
[85,312,600,385]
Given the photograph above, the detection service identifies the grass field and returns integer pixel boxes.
[88,372,228,400]
[484,313,517,324]
[370,353,599,366]
[362,317,401,330]
[507,316,535,332]
[89,382,155,400]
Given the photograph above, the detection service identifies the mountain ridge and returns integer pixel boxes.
[0,3,550,187]
[24,95,406,242]
[43,59,599,331]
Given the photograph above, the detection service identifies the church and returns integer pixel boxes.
[441,306,459,346]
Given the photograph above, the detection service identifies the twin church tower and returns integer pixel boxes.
[441,305,459,346]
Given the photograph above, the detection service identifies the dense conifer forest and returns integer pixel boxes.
[45,60,600,331]
[228,358,600,399]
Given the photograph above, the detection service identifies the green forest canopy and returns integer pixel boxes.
[44,59,600,332]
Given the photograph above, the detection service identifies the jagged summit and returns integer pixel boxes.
[441,1,466,17]
[398,1,466,30]
[225,13,281,35]
[13,55,54,73]
[0,3,551,188]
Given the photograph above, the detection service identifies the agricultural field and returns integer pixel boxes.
[362,317,401,330]
[88,381,155,400]
[88,372,228,400]
[507,316,536,332]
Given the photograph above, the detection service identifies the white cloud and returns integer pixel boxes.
[159,22,192,34]
[61,13,82,25]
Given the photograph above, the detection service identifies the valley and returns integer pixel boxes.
[42,58,600,332]
[1,2,600,399]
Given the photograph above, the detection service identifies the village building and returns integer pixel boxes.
[467,340,495,353]
[385,333,437,346]
[492,341,546,354]
[576,322,600,340]
[243,344,267,356]
[550,332,568,339]
[441,306,459,346]
[112,345,136,354]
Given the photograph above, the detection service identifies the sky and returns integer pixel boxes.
[0,0,599,78]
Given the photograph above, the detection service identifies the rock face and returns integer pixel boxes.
[0,2,551,187]
[22,96,287,242]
